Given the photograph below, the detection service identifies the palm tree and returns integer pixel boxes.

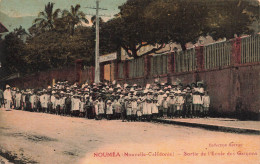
[62,4,89,35]
[13,26,27,37]
[33,2,60,31]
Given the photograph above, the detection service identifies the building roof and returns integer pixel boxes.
[0,22,9,33]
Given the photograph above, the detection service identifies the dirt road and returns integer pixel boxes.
[0,108,259,164]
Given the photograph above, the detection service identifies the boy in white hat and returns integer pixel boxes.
[185,90,193,118]
[146,98,152,121]
[157,90,164,117]
[119,95,126,122]
[125,98,131,121]
[162,94,168,118]
[192,91,202,117]
[106,100,113,120]
[151,98,159,119]
[142,98,148,121]
[21,91,26,110]
[78,95,84,117]
[54,94,61,115]
[136,99,143,121]
[113,96,121,120]
[94,99,99,120]
[176,92,185,118]
[42,90,48,113]
[131,97,138,121]
[35,92,41,112]
[202,91,210,117]
[15,90,22,110]
[97,97,105,119]
[60,92,66,115]
[168,94,175,118]
[50,91,56,114]
[11,87,16,109]
[30,91,36,112]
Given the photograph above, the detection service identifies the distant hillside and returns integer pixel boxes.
[0,11,36,32]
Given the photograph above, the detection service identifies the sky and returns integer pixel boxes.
[0,0,127,31]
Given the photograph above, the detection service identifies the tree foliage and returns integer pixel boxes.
[62,4,89,36]
[33,2,61,33]
[2,0,259,76]
[106,0,259,57]
[2,3,95,75]
[2,27,27,73]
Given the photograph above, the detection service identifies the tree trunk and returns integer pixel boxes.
[131,49,138,58]
[70,24,75,36]
[181,43,186,51]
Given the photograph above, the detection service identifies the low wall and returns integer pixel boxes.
[2,67,77,89]
[2,63,259,120]
[117,64,260,120]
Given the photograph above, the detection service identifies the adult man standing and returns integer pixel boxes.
[15,89,22,109]
[4,85,12,110]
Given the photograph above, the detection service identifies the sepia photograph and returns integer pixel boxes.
[0,0,259,163]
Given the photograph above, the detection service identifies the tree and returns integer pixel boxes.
[2,3,95,75]
[2,28,27,73]
[106,0,259,58]
[204,0,259,40]
[25,26,95,71]
[62,4,89,36]
[116,0,164,58]
[12,26,28,37]
[33,2,61,32]
[144,0,209,51]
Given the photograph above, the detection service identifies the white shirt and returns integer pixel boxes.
[4,89,12,101]
[98,101,105,114]
[72,98,80,111]
[80,100,85,112]
[16,93,21,102]
[40,95,46,107]
[176,96,184,105]
[151,103,159,114]
[193,95,202,104]
[146,103,152,115]
[202,95,210,107]
[158,95,164,106]
[106,104,113,114]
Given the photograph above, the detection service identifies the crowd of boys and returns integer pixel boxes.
[0,80,210,121]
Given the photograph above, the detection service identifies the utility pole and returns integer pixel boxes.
[95,0,100,83]
[85,0,108,83]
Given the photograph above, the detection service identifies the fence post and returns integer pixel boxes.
[144,55,151,78]
[114,61,118,81]
[231,38,242,66]
[124,60,129,80]
[168,52,174,74]
[195,45,204,71]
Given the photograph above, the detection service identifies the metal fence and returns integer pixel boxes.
[129,57,145,78]
[150,54,168,75]
[115,35,259,80]
[241,34,260,64]
[175,48,196,72]
[203,40,232,69]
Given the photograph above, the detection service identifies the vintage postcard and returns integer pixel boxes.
[0,0,259,163]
